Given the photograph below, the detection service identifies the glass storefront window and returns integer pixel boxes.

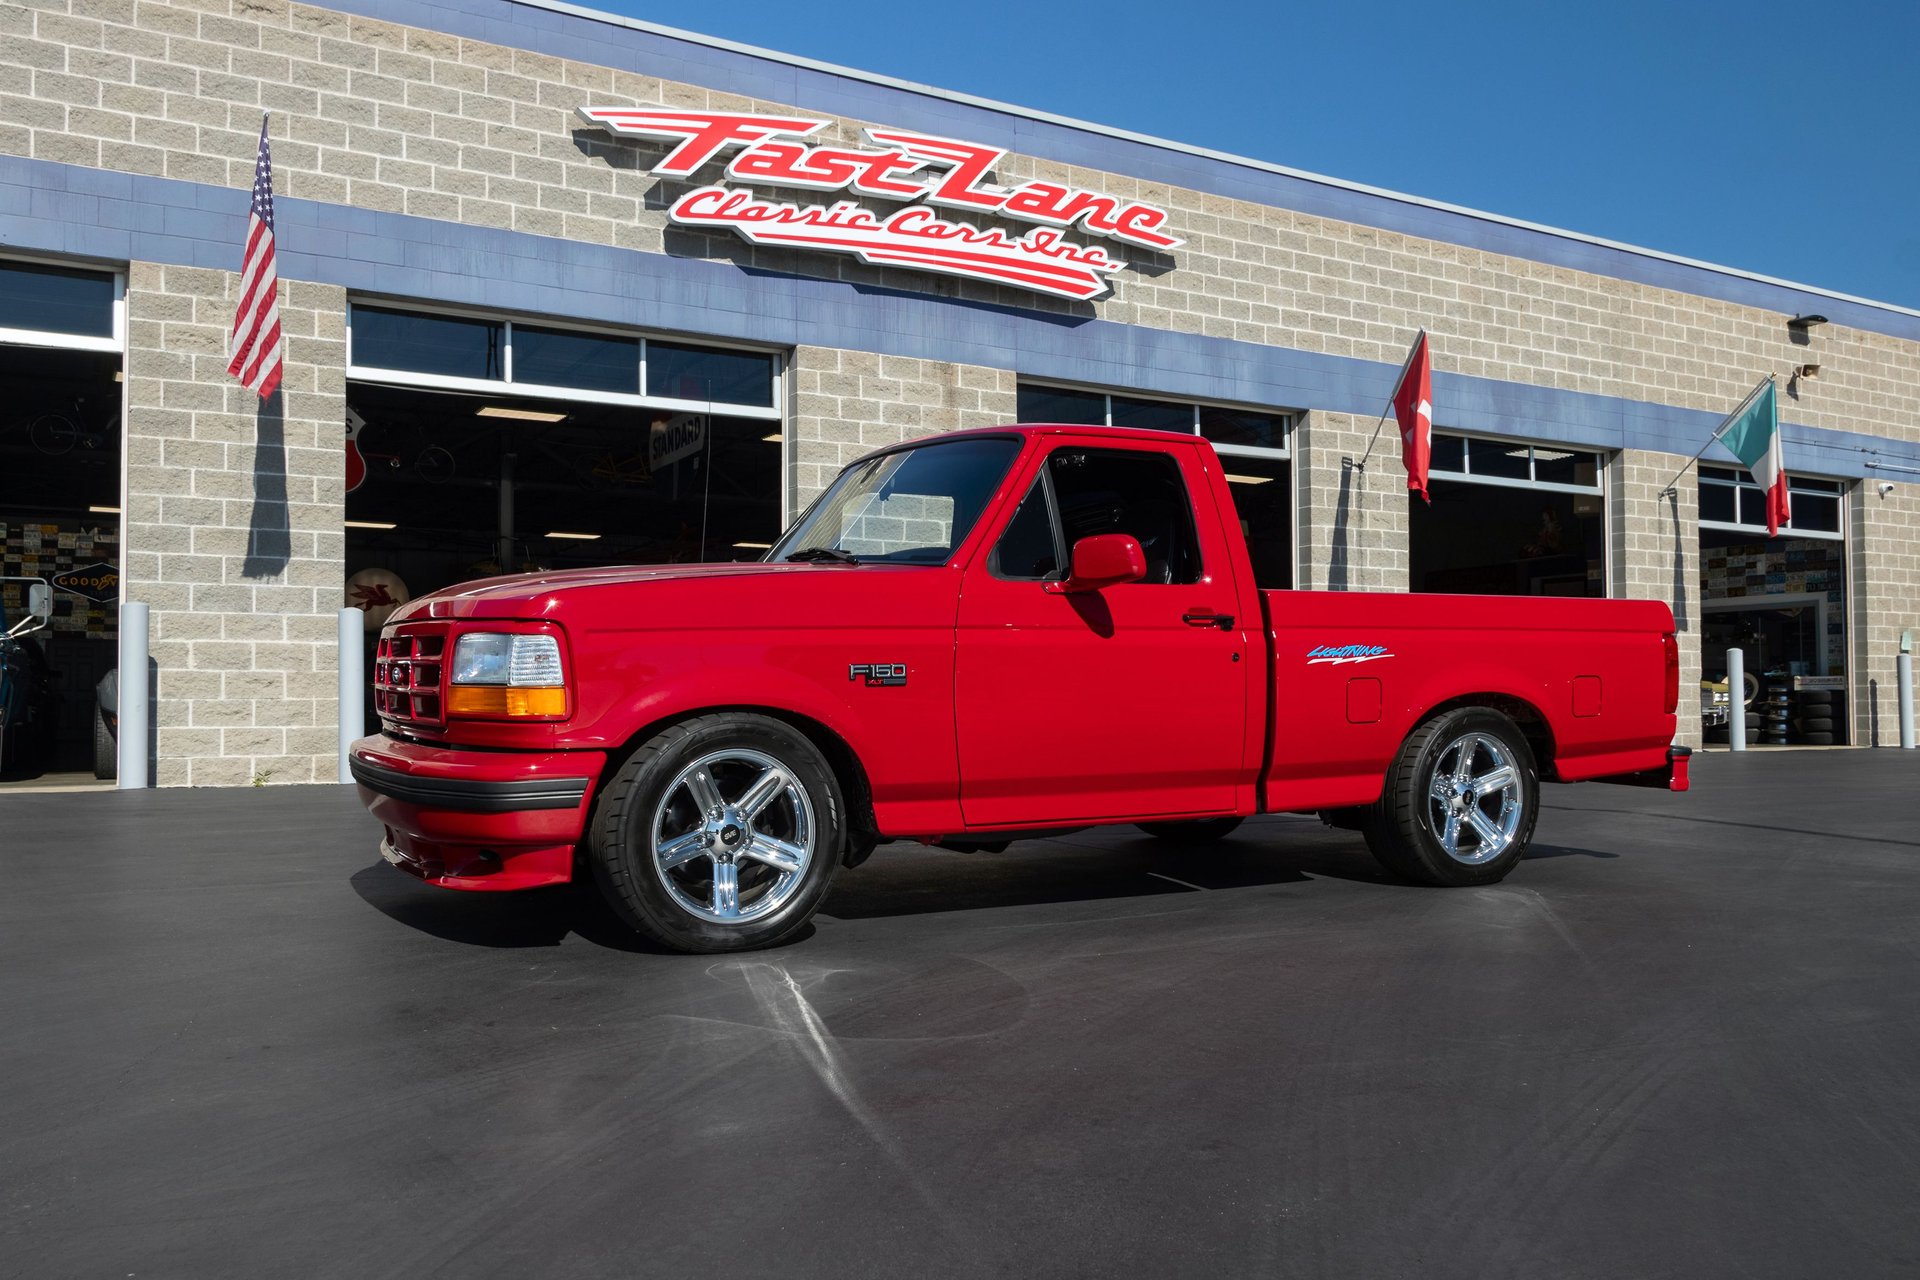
[348,304,780,415]
[647,342,775,407]
[1199,406,1288,451]
[352,307,503,380]
[1699,466,1844,538]
[514,325,638,395]
[1017,385,1106,425]
[0,261,116,340]
[1109,396,1193,432]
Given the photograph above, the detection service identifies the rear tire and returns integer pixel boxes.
[588,713,844,953]
[1135,817,1243,842]
[1362,707,1539,887]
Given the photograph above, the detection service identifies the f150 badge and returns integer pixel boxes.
[1306,644,1393,666]
[849,663,909,687]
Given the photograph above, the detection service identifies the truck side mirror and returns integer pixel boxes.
[1048,534,1146,593]
[5,580,53,638]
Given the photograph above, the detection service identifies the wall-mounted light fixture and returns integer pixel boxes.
[1794,363,1821,381]
[1787,314,1829,330]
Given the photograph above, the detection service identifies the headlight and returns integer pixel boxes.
[447,632,567,718]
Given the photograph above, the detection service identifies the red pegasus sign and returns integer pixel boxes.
[577,108,1181,301]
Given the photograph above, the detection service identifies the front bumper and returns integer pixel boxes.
[349,735,607,890]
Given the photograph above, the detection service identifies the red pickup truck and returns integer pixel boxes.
[351,425,1686,952]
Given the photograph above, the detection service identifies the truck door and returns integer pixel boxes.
[954,440,1249,827]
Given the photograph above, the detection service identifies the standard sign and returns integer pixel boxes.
[649,412,706,471]
[577,109,1181,301]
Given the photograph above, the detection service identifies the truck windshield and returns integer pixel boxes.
[771,437,1021,565]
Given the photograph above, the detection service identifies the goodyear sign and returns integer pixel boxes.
[52,562,118,603]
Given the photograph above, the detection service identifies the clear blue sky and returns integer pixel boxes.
[586,0,1920,309]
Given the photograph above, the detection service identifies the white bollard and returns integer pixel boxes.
[1900,652,1915,750]
[338,607,365,782]
[1726,648,1746,752]
[116,601,149,789]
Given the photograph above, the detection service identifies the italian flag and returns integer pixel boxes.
[1719,379,1790,536]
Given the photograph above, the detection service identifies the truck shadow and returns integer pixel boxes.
[347,863,820,954]
[348,830,1623,944]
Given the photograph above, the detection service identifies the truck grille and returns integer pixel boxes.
[374,625,447,727]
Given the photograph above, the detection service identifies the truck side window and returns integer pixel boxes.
[990,478,1063,581]
[1046,449,1202,584]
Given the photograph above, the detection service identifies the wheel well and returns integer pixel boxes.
[1422,694,1558,778]
[597,706,878,856]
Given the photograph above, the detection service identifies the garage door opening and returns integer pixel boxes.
[1410,436,1607,597]
[0,260,124,783]
[1699,467,1849,746]
[343,303,784,621]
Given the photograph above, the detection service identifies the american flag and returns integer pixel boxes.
[227,113,283,399]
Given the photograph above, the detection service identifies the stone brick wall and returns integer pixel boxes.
[5,0,1919,762]
[1609,449,1701,747]
[788,347,1016,509]
[1850,486,1920,745]
[1294,412,1409,593]
[123,263,346,785]
[3,0,1916,455]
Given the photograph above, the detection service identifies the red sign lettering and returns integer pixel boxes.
[577,108,1181,300]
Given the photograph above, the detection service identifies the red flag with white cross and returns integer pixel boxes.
[1392,330,1433,503]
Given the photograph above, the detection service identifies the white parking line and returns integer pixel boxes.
[1147,871,1209,892]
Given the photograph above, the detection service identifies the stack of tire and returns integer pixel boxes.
[1760,679,1794,745]
[1794,687,1837,745]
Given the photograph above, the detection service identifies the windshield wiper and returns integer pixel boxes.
[784,546,860,564]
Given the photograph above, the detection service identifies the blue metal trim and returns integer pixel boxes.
[3,153,1914,481]
[299,0,1920,343]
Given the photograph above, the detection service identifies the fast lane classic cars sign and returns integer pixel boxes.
[577,108,1182,300]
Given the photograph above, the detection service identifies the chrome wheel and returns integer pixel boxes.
[650,748,815,925]
[1424,731,1524,866]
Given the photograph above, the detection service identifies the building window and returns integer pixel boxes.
[0,257,126,776]
[1410,435,1607,597]
[344,302,787,609]
[1699,466,1844,540]
[0,260,123,351]
[347,303,779,416]
[1016,382,1294,587]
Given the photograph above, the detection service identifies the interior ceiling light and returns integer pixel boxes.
[88,505,121,514]
[544,531,601,540]
[478,406,568,423]
[733,541,773,549]
[1224,473,1272,485]
[761,432,784,442]
[1533,448,1575,462]
[345,519,397,530]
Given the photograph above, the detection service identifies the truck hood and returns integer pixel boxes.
[386,561,895,624]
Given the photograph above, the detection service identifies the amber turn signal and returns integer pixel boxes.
[445,685,567,718]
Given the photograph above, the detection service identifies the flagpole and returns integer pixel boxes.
[1353,328,1426,473]
[1658,374,1774,497]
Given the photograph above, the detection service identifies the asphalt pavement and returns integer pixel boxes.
[3,751,1918,1279]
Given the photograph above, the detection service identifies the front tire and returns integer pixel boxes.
[589,713,844,953]
[1362,708,1538,886]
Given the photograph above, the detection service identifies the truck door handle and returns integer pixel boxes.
[1182,610,1235,630]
